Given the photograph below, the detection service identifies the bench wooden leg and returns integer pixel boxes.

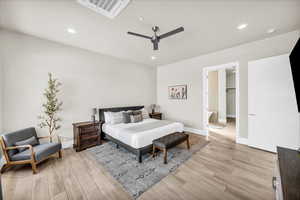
[186,137,190,150]
[163,148,167,164]
[152,145,156,158]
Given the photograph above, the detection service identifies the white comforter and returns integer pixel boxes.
[102,118,184,149]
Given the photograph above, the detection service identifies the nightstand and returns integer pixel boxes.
[73,121,101,152]
[149,112,162,120]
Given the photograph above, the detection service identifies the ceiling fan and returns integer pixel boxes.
[127,26,184,51]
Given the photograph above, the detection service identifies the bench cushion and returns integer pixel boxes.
[153,132,188,149]
[10,142,62,162]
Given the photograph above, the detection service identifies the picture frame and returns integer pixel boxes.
[168,85,187,99]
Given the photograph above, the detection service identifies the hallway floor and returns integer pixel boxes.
[209,118,236,141]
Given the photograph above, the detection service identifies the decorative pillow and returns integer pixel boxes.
[123,111,133,124]
[14,136,39,152]
[130,113,143,123]
[140,108,149,119]
[132,110,142,115]
[110,111,124,124]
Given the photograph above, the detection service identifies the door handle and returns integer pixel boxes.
[272,177,277,190]
[248,114,256,116]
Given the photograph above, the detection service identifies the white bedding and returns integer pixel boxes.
[102,118,184,149]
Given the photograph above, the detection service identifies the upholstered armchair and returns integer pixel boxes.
[0,127,62,174]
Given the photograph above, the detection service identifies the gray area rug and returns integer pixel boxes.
[87,137,209,199]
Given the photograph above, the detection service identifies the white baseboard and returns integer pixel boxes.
[227,115,236,118]
[184,127,208,136]
[236,137,248,145]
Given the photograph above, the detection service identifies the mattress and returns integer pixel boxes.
[102,118,184,149]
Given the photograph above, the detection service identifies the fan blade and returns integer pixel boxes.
[158,27,184,40]
[153,42,158,50]
[127,32,152,39]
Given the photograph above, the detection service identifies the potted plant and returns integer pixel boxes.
[38,73,63,142]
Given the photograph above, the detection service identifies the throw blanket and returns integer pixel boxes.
[123,120,175,133]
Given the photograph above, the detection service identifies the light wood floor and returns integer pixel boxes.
[1,132,276,200]
[209,118,236,141]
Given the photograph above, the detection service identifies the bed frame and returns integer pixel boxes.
[98,106,153,163]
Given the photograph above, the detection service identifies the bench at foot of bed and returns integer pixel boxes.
[152,132,190,164]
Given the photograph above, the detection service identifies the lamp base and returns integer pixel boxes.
[91,115,96,123]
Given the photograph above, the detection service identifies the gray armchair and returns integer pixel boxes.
[0,127,62,174]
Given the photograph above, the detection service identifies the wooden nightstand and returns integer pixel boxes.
[73,121,101,152]
[149,112,162,120]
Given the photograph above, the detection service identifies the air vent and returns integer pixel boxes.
[77,0,130,19]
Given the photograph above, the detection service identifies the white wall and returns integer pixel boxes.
[218,69,226,124]
[0,29,157,138]
[0,57,3,133]
[157,30,299,138]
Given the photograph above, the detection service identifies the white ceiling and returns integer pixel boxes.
[0,0,299,67]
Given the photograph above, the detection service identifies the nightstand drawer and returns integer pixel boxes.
[149,113,162,120]
[151,115,161,120]
[80,126,98,134]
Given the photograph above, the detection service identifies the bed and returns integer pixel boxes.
[99,106,184,163]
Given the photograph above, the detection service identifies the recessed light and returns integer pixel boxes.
[138,17,144,21]
[267,28,276,34]
[237,23,248,30]
[67,28,77,34]
[151,56,156,60]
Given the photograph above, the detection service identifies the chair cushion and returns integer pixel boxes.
[10,142,62,162]
[153,132,188,149]
[14,136,39,152]
[2,127,39,158]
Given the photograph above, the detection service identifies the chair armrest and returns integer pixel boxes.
[5,144,32,150]
[37,135,52,140]
[5,145,35,161]
[38,135,61,143]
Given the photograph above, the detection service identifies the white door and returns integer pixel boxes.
[248,54,299,152]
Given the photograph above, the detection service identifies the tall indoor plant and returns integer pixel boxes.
[38,73,63,142]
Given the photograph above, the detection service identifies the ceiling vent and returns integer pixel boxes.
[77,0,130,19]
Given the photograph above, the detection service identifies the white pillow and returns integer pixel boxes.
[140,108,149,119]
[110,111,124,124]
[104,112,112,123]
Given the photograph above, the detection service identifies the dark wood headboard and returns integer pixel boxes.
[99,106,144,122]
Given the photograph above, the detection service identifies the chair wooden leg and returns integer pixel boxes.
[31,162,37,174]
[163,148,167,164]
[58,150,63,158]
[0,164,10,174]
[186,137,190,150]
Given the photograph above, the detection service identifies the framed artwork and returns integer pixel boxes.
[168,85,187,99]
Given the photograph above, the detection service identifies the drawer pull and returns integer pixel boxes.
[272,176,277,190]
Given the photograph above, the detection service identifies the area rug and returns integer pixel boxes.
[87,136,209,199]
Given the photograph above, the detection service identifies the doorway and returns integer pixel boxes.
[203,62,240,142]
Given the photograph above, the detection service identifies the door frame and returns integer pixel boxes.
[202,62,240,142]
